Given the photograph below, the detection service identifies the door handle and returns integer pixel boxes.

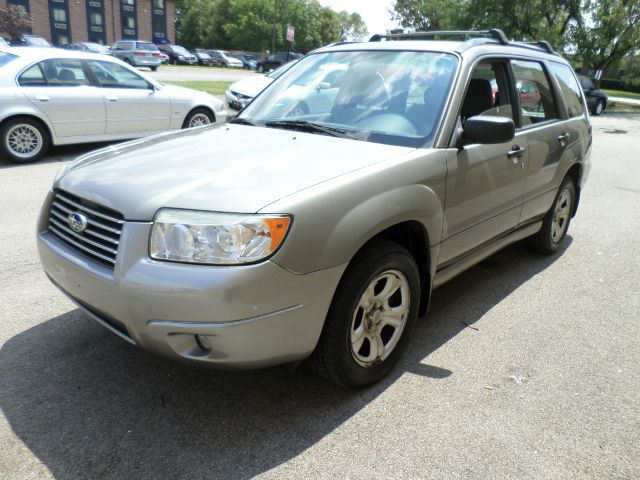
[36,96,50,102]
[558,132,570,145]
[507,145,526,161]
[106,96,118,102]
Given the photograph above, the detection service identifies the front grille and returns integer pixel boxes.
[48,190,124,268]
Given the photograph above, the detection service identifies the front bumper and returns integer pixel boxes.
[37,204,345,369]
[225,90,252,110]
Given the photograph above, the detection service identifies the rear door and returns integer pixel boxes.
[439,59,528,264]
[18,58,106,137]
[510,59,567,223]
[87,59,171,134]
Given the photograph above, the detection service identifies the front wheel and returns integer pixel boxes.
[257,65,264,73]
[308,239,420,388]
[593,99,605,116]
[150,66,158,72]
[528,177,576,254]
[183,108,215,128]
[1,117,50,163]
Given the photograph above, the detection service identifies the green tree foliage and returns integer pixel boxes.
[175,0,366,52]
[0,5,33,41]
[391,0,640,71]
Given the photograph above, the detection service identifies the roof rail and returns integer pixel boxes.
[369,29,509,44]
[368,28,558,55]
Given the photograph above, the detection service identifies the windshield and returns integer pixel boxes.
[137,42,159,51]
[0,52,17,67]
[239,50,457,148]
[267,60,299,79]
[26,36,51,47]
[86,43,108,52]
[172,45,190,55]
[197,52,210,59]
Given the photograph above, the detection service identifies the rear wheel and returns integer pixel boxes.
[150,66,158,72]
[308,239,420,388]
[528,177,576,254]
[1,117,50,163]
[257,65,264,73]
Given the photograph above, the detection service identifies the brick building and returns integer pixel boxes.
[1,0,175,46]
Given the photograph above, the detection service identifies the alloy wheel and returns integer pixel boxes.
[551,188,572,242]
[6,124,43,159]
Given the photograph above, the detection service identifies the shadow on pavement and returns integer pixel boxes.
[0,239,569,479]
[0,143,112,170]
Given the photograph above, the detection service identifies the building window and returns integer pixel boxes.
[153,0,164,8]
[126,17,135,29]
[52,8,66,22]
[90,12,102,26]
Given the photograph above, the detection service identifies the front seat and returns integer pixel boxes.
[461,78,493,122]
[331,66,389,124]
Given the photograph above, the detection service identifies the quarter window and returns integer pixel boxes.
[549,64,586,118]
[511,60,558,126]
[19,64,46,85]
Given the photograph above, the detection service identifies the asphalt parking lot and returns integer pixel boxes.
[1,114,639,479]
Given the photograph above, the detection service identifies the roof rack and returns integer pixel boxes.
[369,29,509,44]
[368,28,557,55]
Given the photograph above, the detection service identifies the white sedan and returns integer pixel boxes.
[0,47,227,163]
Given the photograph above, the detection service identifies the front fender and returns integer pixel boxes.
[266,149,447,274]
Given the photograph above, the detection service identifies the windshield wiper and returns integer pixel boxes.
[264,120,355,139]
[229,117,255,126]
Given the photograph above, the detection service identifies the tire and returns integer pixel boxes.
[593,99,605,116]
[150,66,158,72]
[527,177,576,254]
[183,108,215,128]
[1,117,50,163]
[308,239,420,388]
[257,65,264,73]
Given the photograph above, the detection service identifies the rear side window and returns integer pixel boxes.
[18,64,46,85]
[40,59,90,86]
[136,42,158,51]
[511,60,558,127]
[550,64,586,118]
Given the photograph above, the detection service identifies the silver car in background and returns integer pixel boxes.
[0,47,227,163]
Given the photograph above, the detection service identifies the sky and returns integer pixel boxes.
[318,0,400,37]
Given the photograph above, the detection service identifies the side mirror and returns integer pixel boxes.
[462,115,515,145]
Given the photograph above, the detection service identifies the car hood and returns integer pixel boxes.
[56,124,415,220]
[228,76,273,97]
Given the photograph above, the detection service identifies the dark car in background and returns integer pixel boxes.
[193,51,215,66]
[158,44,197,65]
[233,53,257,70]
[578,75,608,115]
[256,52,303,72]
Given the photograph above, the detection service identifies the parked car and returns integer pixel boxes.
[232,53,257,70]
[157,44,197,65]
[256,52,303,73]
[111,40,162,71]
[66,42,111,55]
[205,50,243,68]
[36,30,591,388]
[11,35,51,47]
[193,51,215,66]
[578,75,608,115]
[225,60,299,110]
[158,52,170,64]
[0,47,227,163]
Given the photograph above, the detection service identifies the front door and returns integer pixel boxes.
[87,59,171,134]
[439,60,527,265]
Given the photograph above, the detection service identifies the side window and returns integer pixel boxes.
[461,61,515,123]
[18,64,46,86]
[549,63,586,118]
[511,60,558,126]
[40,59,90,86]
[88,60,151,89]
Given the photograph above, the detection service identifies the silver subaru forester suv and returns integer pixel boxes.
[38,30,591,388]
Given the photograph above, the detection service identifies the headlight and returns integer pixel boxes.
[150,209,291,265]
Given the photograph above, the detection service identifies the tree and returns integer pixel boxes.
[337,10,367,41]
[0,5,32,41]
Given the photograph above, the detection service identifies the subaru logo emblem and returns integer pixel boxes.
[67,212,88,233]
